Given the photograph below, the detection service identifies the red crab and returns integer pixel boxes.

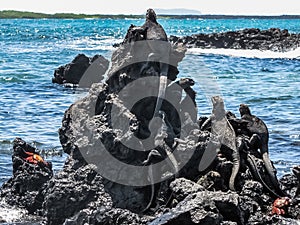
[271,197,291,215]
[24,151,48,166]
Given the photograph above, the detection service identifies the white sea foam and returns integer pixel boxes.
[0,200,28,223]
[62,37,120,51]
[187,47,300,59]
[72,45,115,51]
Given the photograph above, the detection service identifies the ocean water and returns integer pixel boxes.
[0,18,299,185]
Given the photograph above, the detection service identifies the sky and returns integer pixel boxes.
[1,0,300,15]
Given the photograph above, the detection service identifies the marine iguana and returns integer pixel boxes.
[141,111,179,213]
[139,10,176,212]
[142,9,168,42]
[199,96,240,191]
[141,8,170,117]
[178,78,197,123]
[165,78,196,135]
[235,135,284,198]
[239,104,284,196]
[166,78,195,110]
[225,106,287,198]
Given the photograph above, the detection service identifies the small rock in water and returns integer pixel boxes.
[52,54,109,87]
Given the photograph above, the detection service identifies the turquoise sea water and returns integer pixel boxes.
[0,18,299,185]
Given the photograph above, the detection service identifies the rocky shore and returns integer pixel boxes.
[1,9,300,225]
[169,28,300,52]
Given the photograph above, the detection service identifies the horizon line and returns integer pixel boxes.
[1,10,300,17]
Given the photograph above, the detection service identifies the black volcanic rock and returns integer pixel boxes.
[52,15,300,224]
[150,189,244,225]
[52,54,109,87]
[44,8,196,224]
[42,162,113,225]
[0,138,52,214]
[169,28,300,52]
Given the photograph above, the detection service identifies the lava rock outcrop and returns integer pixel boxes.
[0,138,52,214]
[169,28,300,52]
[52,53,109,87]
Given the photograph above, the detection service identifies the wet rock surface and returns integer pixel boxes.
[52,53,109,87]
[43,162,113,225]
[169,28,300,52]
[0,138,52,215]
[1,9,300,225]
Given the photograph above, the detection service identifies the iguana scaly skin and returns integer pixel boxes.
[142,9,168,42]
[141,111,178,213]
[246,152,282,198]
[239,104,283,196]
[211,96,240,191]
[141,9,170,117]
[199,96,240,190]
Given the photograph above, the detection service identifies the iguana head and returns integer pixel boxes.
[146,8,157,23]
[239,104,251,116]
[178,78,195,89]
[211,96,226,119]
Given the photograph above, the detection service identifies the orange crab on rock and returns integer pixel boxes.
[271,197,291,215]
[24,151,49,166]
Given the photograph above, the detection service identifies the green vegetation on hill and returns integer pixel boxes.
[0,10,48,19]
[0,10,300,19]
[0,10,144,19]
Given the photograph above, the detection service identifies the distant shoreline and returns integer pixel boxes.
[1,10,300,19]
